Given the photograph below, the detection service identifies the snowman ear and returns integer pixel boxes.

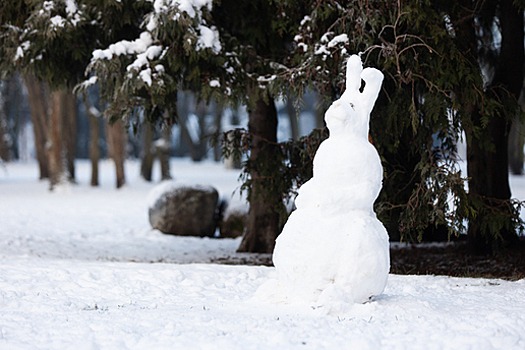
[345,55,363,91]
[360,67,384,113]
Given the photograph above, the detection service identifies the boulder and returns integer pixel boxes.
[148,182,219,237]
[219,204,247,238]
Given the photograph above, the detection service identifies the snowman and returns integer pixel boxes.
[267,55,390,307]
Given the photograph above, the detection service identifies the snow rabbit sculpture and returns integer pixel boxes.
[267,55,390,308]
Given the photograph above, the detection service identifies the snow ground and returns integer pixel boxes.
[1,159,525,349]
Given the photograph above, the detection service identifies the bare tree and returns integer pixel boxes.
[106,120,127,188]
[140,123,155,182]
[158,126,172,180]
[83,95,101,186]
[62,90,77,182]
[23,74,49,179]
[0,82,10,162]
[47,89,68,190]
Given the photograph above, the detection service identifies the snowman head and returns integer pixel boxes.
[324,99,356,136]
[328,54,383,139]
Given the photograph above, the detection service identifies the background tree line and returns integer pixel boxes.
[1,0,525,256]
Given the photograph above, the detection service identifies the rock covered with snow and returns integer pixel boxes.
[263,54,390,308]
[218,201,248,238]
[148,181,219,237]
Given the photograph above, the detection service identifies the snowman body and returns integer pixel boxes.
[271,55,390,305]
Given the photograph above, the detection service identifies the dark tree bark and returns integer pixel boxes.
[106,119,127,188]
[212,102,223,162]
[0,93,9,161]
[140,123,155,181]
[48,89,68,190]
[508,116,524,175]
[237,95,282,253]
[88,113,100,186]
[63,90,77,182]
[464,0,524,254]
[24,74,49,179]
[84,95,100,186]
[159,126,172,180]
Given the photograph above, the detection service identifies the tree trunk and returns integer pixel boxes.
[23,74,49,179]
[106,120,127,188]
[508,116,524,175]
[285,93,299,140]
[508,85,525,175]
[465,0,523,254]
[89,114,100,186]
[237,94,282,253]
[140,123,154,182]
[0,94,9,161]
[84,95,100,186]
[159,126,172,180]
[224,108,242,169]
[63,90,77,182]
[213,102,223,162]
[466,111,515,253]
[48,89,68,190]
[179,95,207,162]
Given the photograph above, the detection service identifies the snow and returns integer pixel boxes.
[50,15,66,28]
[65,0,78,15]
[92,32,154,61]
[1,159,525,349]
[139,68,153,86]
[147,0,213,19]
[147,180,217,209]
[196,25,222,53]
[300,16,311,26]
[327,33,349,48]
[314,45,330,56]
[268,55,389,309]
[42,1,54,12]
[154,64,165,74]
[89,0,220,90]
[14,42,30,61]
[91,31,163,86]
[209,79,220,87]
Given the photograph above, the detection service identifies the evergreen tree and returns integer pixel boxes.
[278,0,524,253]
[450,0,524,253]
[86,0,305,253]
[10,0,520,253]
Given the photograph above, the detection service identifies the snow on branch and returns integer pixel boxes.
[196,24,221,54]
[89,0,220,88]
[147,0,213,18]
[39,0,84,30]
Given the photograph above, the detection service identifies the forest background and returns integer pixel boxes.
[1,0,525,271]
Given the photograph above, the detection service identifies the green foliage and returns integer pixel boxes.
[467,194,525,247]
[0,0,150,88]
[4,0,519,245]
[272,1,467,240]
[265,0,524,242]
[81,0,240,127]
[220,127,328,214]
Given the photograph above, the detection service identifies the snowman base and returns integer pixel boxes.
[266,209,389,307]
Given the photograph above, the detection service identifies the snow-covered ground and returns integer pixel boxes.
[1,159,525,349]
